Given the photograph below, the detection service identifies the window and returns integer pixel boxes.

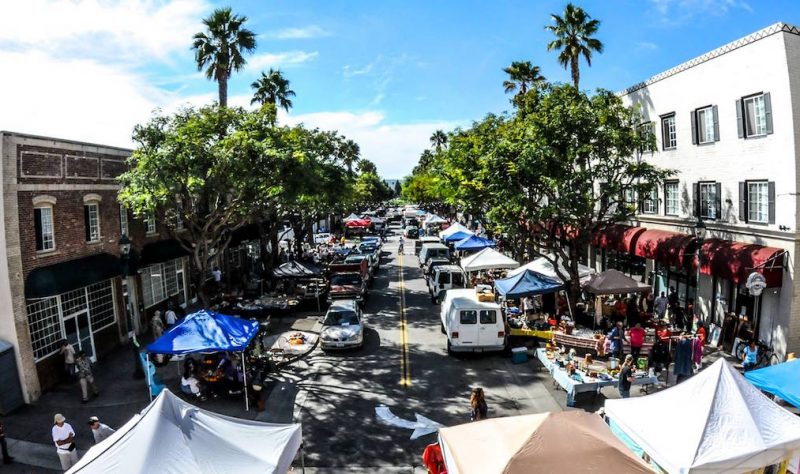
[624,187,636,211]
[34,206,55,251]
[84,203,100,242]
[737,93,773,138]
[479,310,497,324]
[693,106,718,144]
[695,182,720,220]
[119,204,128,236]
[661,114,676,149]
[739,180,775,224]
[664,181,679,216]
[638,121,655,153]
[26,297,61,360]
[459,310,477,324]
[141,259,185,308]
[641,187,658,214]
[146,212,156,234]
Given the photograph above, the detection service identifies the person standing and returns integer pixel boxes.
[629,323,645,360]
[164,306,177,328]
[76,351,99,403]
[88,416,115,444]
[469,387,488,421]
[0,419,13,464]
[151,311,164,340]
[59,340,76,381]
[618,355,634,399]
[668,287,679,320]
[743,340,759,372]
[609,321,625,360]
[654,292,668,320]
[52,414,78,471]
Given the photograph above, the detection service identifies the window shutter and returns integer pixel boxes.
[715,182,722,219]
[768,181,776,224]
[712,105,720,141]
[652,187,658,214]
[84,205,91,242]
[693,182,700,217]
[736,99,744,138]
[34,208,43,251]
[690,111,697,145]
[738,182,747,222]
[764,92,773,135]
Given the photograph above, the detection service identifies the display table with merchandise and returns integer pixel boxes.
[535,348,658,407]
[553,328,656,356]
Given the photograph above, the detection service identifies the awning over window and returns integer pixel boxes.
[592,225,647,253]
[699,239,785,287]
[139,239,190,267]
[25,253,121,299]
[634,230,697,268]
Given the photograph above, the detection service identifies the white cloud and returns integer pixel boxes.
[280,110,461,179]
[266,25,330,40]
[248,51,319,71]
[635,41,659,51]
[648,0,752,25]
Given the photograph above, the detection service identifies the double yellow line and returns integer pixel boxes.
[398,249,411,388]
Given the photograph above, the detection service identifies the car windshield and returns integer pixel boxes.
[323,310,359,326]
[331,274,362,286]
[360,244,377,252]
[345,256,366,263]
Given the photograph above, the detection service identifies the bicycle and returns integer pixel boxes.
[736,340,780,369]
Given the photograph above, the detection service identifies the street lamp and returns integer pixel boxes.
[119,234,143,379]
[693,218,707,323]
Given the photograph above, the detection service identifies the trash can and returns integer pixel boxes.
[0,339,24,414]
[511,346,528,364]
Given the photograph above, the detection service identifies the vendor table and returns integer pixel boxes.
[552,331,654,356]
[508,328,553,340]
[535,348,658,407]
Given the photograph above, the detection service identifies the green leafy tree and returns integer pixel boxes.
[393,180,402,197]
[502,60,546,97]
[545,3,603,89]
[251,68,296,112]
[192,7,257,107]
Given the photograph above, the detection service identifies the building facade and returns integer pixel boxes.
[596,23,800,359]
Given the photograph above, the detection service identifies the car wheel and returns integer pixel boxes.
[446,339,453,355]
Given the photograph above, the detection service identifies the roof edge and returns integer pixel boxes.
[0,130,133,153]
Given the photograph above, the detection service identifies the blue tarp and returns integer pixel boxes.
[443,230,474,243]
[744,358,800,408]
[146,309,259,355]
[454,235,496,251]
[494,269,563,298]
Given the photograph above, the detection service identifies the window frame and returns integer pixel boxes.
[743,94,768,138]
[459,310,477,324]
[84,202,101,243]
[660,113,677,150]
[145,212,157,235]
[641,187,658,215]
[34,205,56,252]
[746,180,770,224]
[119,204,129,237]
[664,181,679,216]
[696,106,716,144]
[698,181,719,220]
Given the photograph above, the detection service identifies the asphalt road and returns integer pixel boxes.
[283,226,564,470]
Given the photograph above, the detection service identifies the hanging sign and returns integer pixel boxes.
[746,272,767,297]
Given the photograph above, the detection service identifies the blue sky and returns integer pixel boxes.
[0,0,797,178]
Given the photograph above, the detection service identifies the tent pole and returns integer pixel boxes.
[242,351,249,411]
[145,353,153,402]
[564,290,574,319]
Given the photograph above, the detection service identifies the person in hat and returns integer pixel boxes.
[75,351,99,403]
[618,355,635,399]
[52,414,78,470]
[88,416,115,444]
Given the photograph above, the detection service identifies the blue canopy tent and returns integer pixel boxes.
[443,230,474,243]
[494,269,564,299]
[744,358,800,408]
[454,235,496,251]
[145,309,260,409]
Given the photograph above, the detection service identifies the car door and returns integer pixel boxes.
[456,310,479,347]
[477,309,501,347]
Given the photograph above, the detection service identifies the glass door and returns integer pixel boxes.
[63,310,96,362]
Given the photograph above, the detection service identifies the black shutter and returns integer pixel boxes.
[764,92,773,135]
[84,205,91,242]
[712,105,720,141]
[34,208,43,251]
[715,182,722,220]
[768,181,776,224]
[693,182,700,217]
[739,182,747,223]
[736,99,744,138]
[652,187,658,214]
[690,111,697,145]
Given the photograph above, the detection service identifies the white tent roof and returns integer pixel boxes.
[605,358,800,474]
[439,222,472,239]
[508,256,595,282]
[67,389,302,474]
[460,248,519,273]
[344,213,361,222]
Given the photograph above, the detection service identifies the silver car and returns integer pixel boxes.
[320,300,364,350]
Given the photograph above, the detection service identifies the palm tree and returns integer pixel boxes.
[545,3,603,89]
[430,130,447,151]
[502,60,546,96]
[251,68,296,112]
[192,7,257,107]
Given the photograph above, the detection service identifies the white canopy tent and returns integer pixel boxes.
[423,214,447,229]
[343,213,361,222]
[439,222,472,239]
[605,358,800,474]
[507,256,595,282]
[460,247,519,273]
[67,389,303,474]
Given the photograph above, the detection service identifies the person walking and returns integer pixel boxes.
[164,305,177,328]
[59,340,76,381]
[88,416,115,444]
[654,291,668,320]
[618,355,634,399]
[0,419,13,464]
[76,351,99,403]
[743,340,759,372]
[151,311,164,340]
[469,387,488,421]
[52,414,78,471]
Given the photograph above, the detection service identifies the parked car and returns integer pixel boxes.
[344,254,374,283]
[404,226,419,239]
[440,289,505,354]
[415,236,441,255]
[314,232,332,245]
[424,258,451,280]
[357,242,381,271]
[419,243,450,268]
[428,265,468,304]
[320,299,364,350]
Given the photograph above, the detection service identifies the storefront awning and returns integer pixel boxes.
[699,239,785,287]
[138,239,190,267]
[25,253,121,299]
[592,224,646,253]
[634,229,697,268]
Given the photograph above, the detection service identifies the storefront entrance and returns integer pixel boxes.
[63,310,96,362]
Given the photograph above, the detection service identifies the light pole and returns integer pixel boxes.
[119,235,143,379]
[693,218,707,324]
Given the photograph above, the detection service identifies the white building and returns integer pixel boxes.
[600,23,800,359]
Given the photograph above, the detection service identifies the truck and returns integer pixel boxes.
[440,288,505,354]
[327,260,369,305]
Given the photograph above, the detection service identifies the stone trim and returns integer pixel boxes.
[31,195,57,206]
[82,193,102,204]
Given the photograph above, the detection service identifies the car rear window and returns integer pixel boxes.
[323,310,359,326]
[452,272,464,286]
[331,274,362,286]
[460,310,477,324]
[438,272,451,285]
[480,310,497,324]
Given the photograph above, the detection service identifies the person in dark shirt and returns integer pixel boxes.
[618,355,634,399]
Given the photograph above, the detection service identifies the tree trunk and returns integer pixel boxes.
[218,72,228,107]
[571,57,580,89]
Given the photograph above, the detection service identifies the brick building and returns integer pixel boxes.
[0,131,191,403]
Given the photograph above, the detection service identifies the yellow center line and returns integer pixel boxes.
[398,248,411,388]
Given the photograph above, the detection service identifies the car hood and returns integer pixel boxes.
[330,284,361,293]
[322,325,362,338]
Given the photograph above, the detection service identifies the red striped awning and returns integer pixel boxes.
[699,239,785,287]
[634,230,696,267]
[592,225,646,253]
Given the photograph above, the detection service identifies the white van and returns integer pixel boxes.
[428,265,468,304]
[419,243,450,268]
[440,289,505,354]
